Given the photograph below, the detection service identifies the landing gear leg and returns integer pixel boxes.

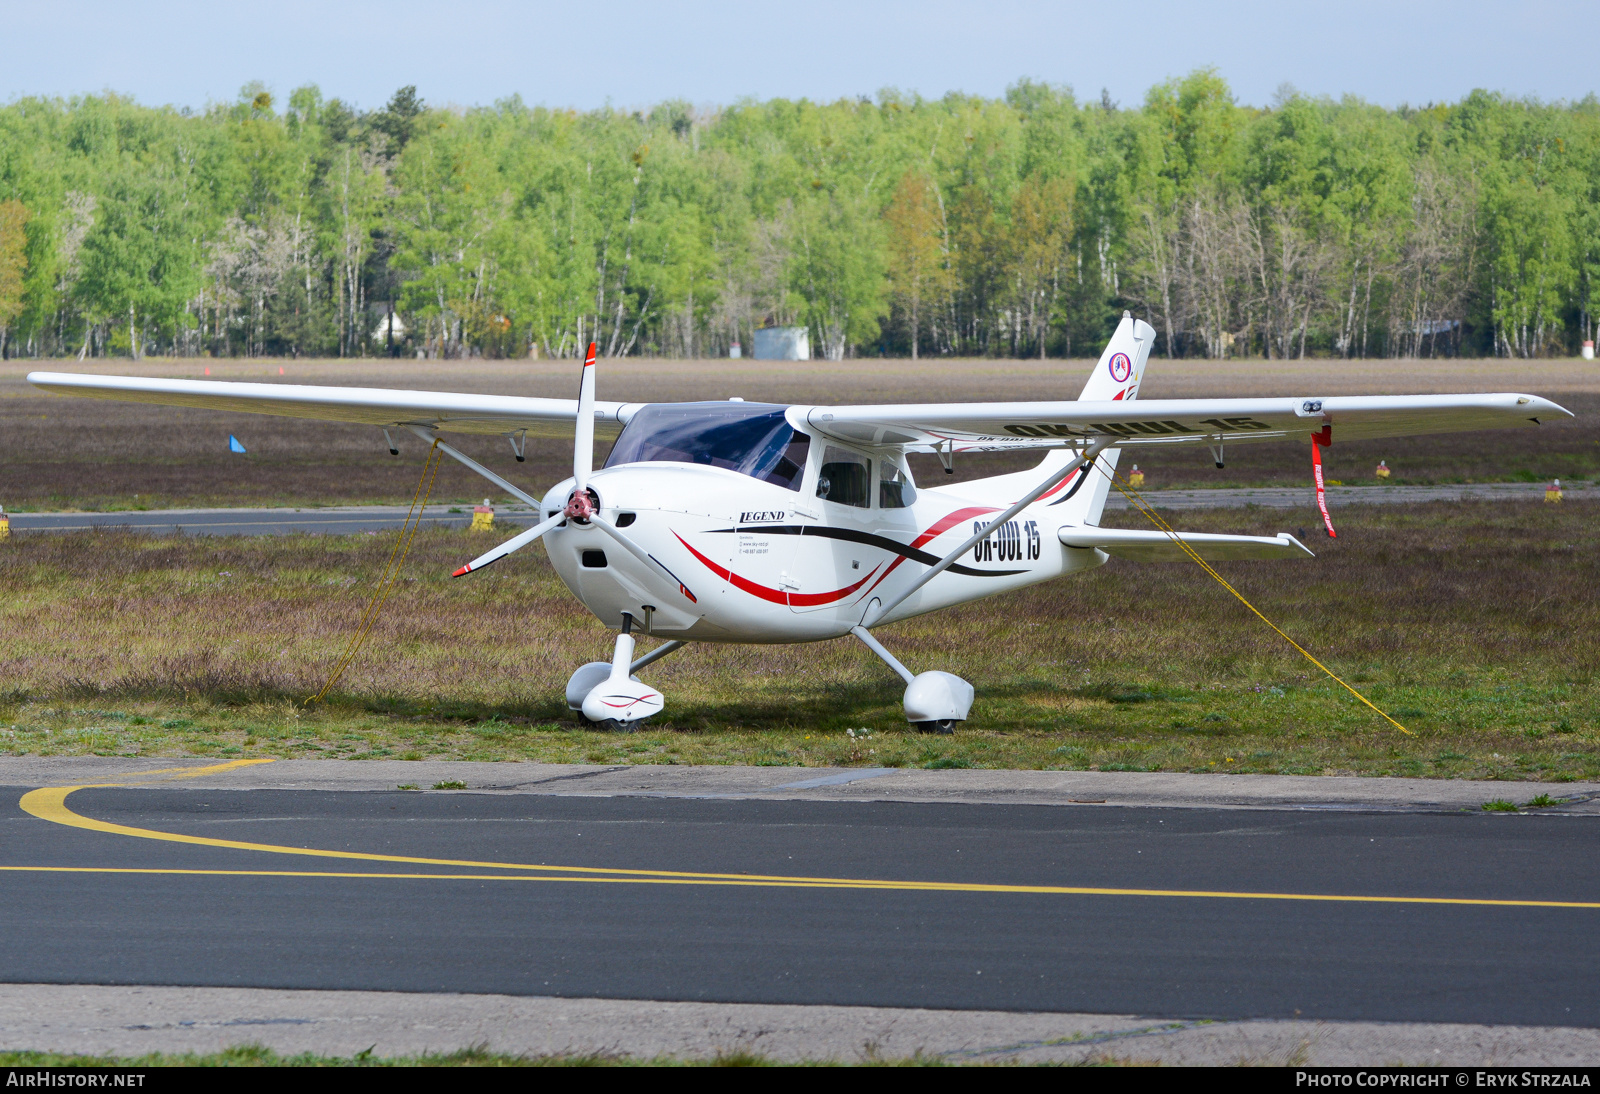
[574,614,666,731]
[849,625,974,733]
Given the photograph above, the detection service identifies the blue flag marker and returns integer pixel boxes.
[228,434,247,454]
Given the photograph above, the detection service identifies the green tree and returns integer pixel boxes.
[74,163,203,358]
[883,170,949,358]
[373,86,426,158]
[391,114,516,357]
[791,186,886,359]
[0,199,29,355]
[1006,174,1076,358]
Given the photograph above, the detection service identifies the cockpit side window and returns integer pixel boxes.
[879,459,917,509]
[816,445,871,508]
[605,402,809,492]
[750,429,809,491]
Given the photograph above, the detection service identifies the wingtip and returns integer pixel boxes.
[1283,533,1317,558]
[1523,395,1575,419]
[451,565,471,578]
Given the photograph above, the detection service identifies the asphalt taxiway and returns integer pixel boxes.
[2,758,1596,1053]
[3,481,1581,536]
[3,504,520,536]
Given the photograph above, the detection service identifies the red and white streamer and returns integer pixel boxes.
[1311,436,1337,538]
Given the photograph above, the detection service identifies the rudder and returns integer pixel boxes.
[1042,312,1156,527]
[1078,311,1155,403]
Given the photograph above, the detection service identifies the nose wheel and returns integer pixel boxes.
[568,614,667,730]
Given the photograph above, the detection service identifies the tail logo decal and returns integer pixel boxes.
[1108,352,1132,382]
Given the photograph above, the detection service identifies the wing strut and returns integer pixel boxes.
[405,425,542,507]
[861,436,1113,628]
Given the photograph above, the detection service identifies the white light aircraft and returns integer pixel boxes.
[28,315,1572,731]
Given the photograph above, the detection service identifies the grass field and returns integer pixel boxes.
[0,1045,956,1067]
[1,497,1593,780]
[2,357,1595,511]
[0,1045,1141,1066]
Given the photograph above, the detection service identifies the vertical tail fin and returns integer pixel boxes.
[1077,311,1154,403]
[1038,312,1156,527]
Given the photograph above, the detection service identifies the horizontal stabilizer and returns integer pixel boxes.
[1059,526,1314,562]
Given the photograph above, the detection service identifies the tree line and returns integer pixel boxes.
[0,72,1597,361]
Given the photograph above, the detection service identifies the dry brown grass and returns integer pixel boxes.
[2,357,1593,510]
[0,498,1593,779]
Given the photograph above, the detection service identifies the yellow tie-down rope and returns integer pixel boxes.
[307,439,444,705]
[1090,455,1413,736]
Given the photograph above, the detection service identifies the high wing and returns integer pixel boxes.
[25,372,635,439]
[805,393,1572,451]
[27,371,1575,451]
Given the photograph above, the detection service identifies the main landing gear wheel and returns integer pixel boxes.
[580,715,634,734]
[902,671,975,734]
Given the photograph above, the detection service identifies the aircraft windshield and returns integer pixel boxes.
[605,402,810,491]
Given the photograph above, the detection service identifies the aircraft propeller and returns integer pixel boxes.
[450,343,696,602]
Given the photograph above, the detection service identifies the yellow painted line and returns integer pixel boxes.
[54,759,278,786]
[16,761,1600,909]
[21,767,915,886]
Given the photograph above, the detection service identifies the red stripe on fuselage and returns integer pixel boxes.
[910,506,999,549]
[867,505,1000,594]
[673,532,882,606]
[1039,468,1079,500]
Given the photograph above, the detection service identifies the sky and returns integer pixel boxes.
[7,0,1594,114]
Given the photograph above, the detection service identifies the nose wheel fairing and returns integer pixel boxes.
[572,628,665,728]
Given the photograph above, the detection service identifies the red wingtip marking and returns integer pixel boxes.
[452,565,471,577]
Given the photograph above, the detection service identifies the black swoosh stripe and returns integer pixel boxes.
[709,524,1027,578]
[1047,456,1098,506]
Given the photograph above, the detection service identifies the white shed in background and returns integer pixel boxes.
[372,311,406,342]
[752,326,810,360]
